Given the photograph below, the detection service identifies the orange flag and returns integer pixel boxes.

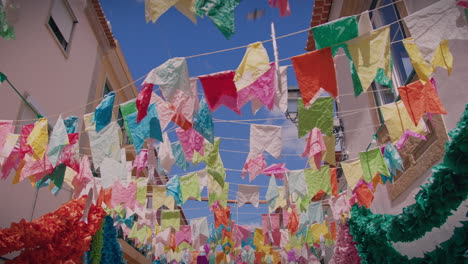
[398,80,447,126]
[288,208,299,235]
[214,206,231,229]
[354,184,374,208]
[331,168,338,197]
[291,47,338,108]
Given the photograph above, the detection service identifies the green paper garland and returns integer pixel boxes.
[88,221,104,264]
[349,105,468,263]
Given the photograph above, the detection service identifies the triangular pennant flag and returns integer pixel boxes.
[174,0,197,23]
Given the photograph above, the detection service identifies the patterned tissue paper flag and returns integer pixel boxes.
[0,120,14,151]
[94,91,115,133]
[241,153,267,182]
[126,103,163,154]
[166,175,183,206]
[237,184,260,208]
[176,225,192,246]
[180,172,201,203]
[341,159,364,190]
[359,148,390,183]
[136,83,154,123]
[347,26,391,92]
[234,42,271,91]
[144,57,191,102]
[162,209,181,231]
[203,138,226,188]
[88,122,121,169]
[208,180,229,207]
[269,0,291,17]
[193,97,214,144]
[72,155,93,197]
[63,116,78,134]
[291,47,338,107]
[195,0,240,39]
[275,65,289,113]
[111,180,137,210]
[262,214,281,246]
[262,163,288,180]
[26,118,48,160]
[19,155,53,183]
[152,185,175,210]
[307,201,324,225]
[133,149,148,178]
[322,135,336,166]
[198,70,240,114]
[304,165,332,198]
[145,0,179,23]
[136,178,148,207]
[0,133,19,170]
[171,78,199,121]
[234,224,252,246]
[47,116,69,167]
[266,176,279,211]
[380,101,426,143]
[150,93,173,130]
[383,143,403,179]
[237,62,276,111]
[214,206,231,229]
[404,0,468,63]
[176,127,204,161]
[171,142,190,171]
[298,97,333,138]
[398,80,447,126]
[159,133,175,173]
[249,124,282,159]
[330,193,350,221]
[288,170,307,199]
[191,217,209,248]
[302,128,326,170]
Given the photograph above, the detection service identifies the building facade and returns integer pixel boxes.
[0,0,138,261]
[305,0,468,261]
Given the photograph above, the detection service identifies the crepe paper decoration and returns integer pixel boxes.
[175,225,192,246]
[261,214,281,246]
[159,133,176,174]
[161,209,182,231]
[236,184,260,208]
[331,221,361,264]
[0,196,105,262]
[136,83,154,123]
[261,163,288,180]
[395,129,428,150]
[166,175,183,206]
[380,101,426,143]
[302,128,326,170]
[171,142,190,171]
[208,181,229,207]
[347,26,391,92]
[298,97,333,138]
[88,122,121,169]
[145,0,178,22]
[398,80,447,126]
[26,118,48,160]
[135,178,148,207]
[94,92,115,133]
[195,0,240,39]
[99,215,125,264]
[358,11,372,35]
[111,181,137,210]
[234,42,271,91]
[126,103,163,154]
[404,0,468,64]
[359,148,390,183]
[288,207,299,235]
[203,138,226,188]
[341,159,364,190]
[237,62,276,112]
[288,170,308,198]
[176,127,204,161]
[307,202,324,225]
[180,173,201,203]
[193,97,214,144]
[268,0,290,17]
[145,57,191,102]
[292,47,338,108]
[46,116,69,167]
[0,4,15,40]
[241,153,267,182]
[265,176,279,211]
[213,206,231,229]
[274,65,289,113]
[403,38,452,83]
[88,219,104,264]
[249,124,282,159]
[351,180,374,208]
[199,71,241,114]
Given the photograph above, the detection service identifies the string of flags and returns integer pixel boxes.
[0,0,467,262]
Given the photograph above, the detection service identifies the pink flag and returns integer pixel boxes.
[176,127,204,161]
[136,83,154,123]
[302,128,326,169]
[237,63,276,112]
[241,153,267,182]
[176,225,192,245]
[133,149,148,177]
[262,163,289,180]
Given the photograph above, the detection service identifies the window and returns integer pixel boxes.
[47,0,77,52]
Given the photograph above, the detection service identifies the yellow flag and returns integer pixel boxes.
[347,26,391,91]
[153,185,175,210]
[380,101,426,143]
[341,159,364,190]
[27,118,48,160]
[234,42,270,91]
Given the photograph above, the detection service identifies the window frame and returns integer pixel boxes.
[46,0,78,57]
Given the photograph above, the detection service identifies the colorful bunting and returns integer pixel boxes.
[234,42,271,91]
[237,62,276,111]
[94,92,115,133]
[359,148,390,183]
[241,153,267,182]
[136,83,154,123]
[341,159,364,190]
[297,97,333,138]
[47,116,69,167]
[180,172,201,203]
[249,124,282,159]
[237,184,259,208]
[380,101,426,143]
[88,122,121,169]
[302,128,326,170]
[27,118,48,160]
[198,70,240,114]
[176,127,204,161]
[126,103,163,153]
[162,209,181,231]
[193,97,214,143]
[159,133,176,173]
[268,0,290,17]
[305,165,332,197]
[195,0,240,39]
[171,142,190,171]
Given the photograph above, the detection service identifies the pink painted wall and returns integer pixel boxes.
[0,0,100,233]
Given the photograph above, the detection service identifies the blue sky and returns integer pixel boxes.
[101,0,315,227]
